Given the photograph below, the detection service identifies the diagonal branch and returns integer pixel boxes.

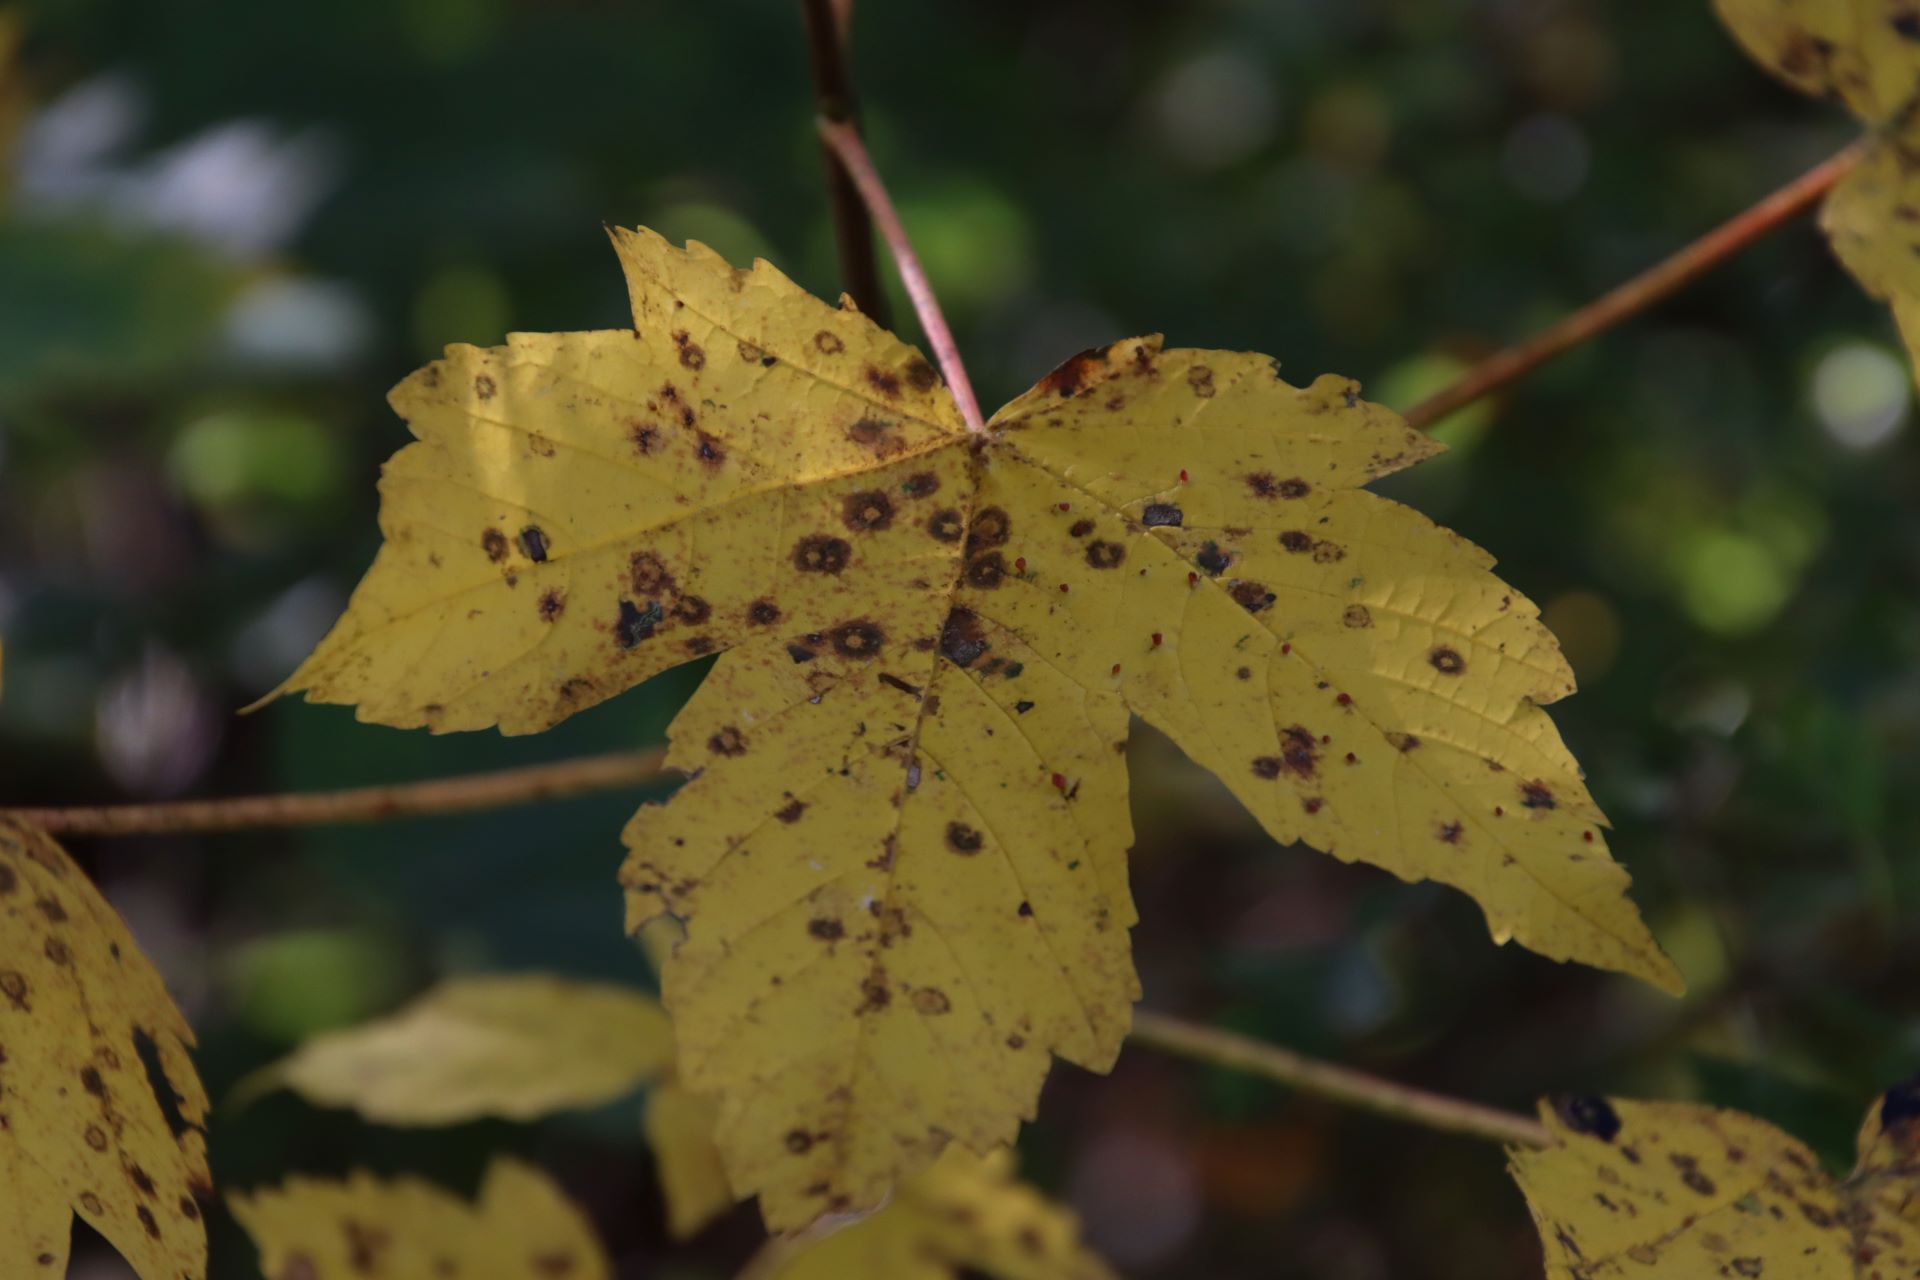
[1129,1009,1551,1148]
[817,119,986,431]
[799,0,888,324]
[1404,140,1866,431]
[4,749,668,836]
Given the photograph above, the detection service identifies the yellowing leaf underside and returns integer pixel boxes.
[255,973,676,1125]
[280,226,1672,1230]
[230,1157,611,1280]
[1510,1083,1920,1278]
[0,819,210,1280]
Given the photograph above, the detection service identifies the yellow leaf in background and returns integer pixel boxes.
[1714,0,1920,376]
[645,1077,733,1240]
[0,818,210,1280]
[230,1156,610,1280]
[764,1149,1114,1280]
[276,227,1673,1228]
[249,973,675,1124]
[1714,0,1920,121]
[1508,1079,1920,1277]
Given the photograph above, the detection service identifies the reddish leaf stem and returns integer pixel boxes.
[1404,140,1866,431]
[4,749,668,837]
[816,119,986,430]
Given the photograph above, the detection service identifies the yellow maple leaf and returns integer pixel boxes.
[0,818,210,1280]
[244,973,676,1124]
[760,1148,1114,1280]
[1509,1079,1920,1277]
[229,1156,610,1280]
[1715,0,1920,375]
[273,226,1675,1228]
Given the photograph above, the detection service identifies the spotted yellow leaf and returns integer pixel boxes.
[245,973,675,1125]
[230,1157,610,1280]
[274,226,1674,1228]
[765,1148,1114,1280]
[1509,1080,1920,1278]
[1715,0,1920,376]
[0,818,210,1280]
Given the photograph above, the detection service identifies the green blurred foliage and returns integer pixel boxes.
[0,1,1915,1277]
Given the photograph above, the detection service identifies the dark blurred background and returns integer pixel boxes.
[1,1,1915,1276]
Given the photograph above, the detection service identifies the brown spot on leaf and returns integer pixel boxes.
[672,331,705,370]
[1068,519,1095,538]
[808,918,844,941]
[939,608,990,668]
[842,490,895,532]
[537,588,565,622]
[1230,581,1275,612]
[905,357,939,391]
[43,938,68,966]
[829,619,883,658]
[901,472,939,499]
[1437,821,1463,844]
[865,365,901,397]
[672,595,711,625]
[946,822,984,854]
[481,528,509,562]
[1036,344,1110,398]
[1085,540,1126,569]
[967,507,1011,555]
[1520,781,1556,810]
[474,374,496,400]
[786,1129,815,1154]
[1252,757,1282,780]
[965,553,1007,589]
[1279,530,1313,553]
[794,534,852,574]
[1196,542,1230,576]
[709,726,747,756]
[1429,647,1465,675]
[629,421,659,455]
[80,1066,106,1098]
[1312,541,1345,563]
[814,330,845,354]
[1669,1153,1716,1196]
[614,599,662,648]
[776,798,807,824]
[85,1124,108,1151]
[1341,604,1371,628]
[694,431,725,467]
[912,988,952,1015]
[857,973,890,1013]
[748,599,781,625]
[928,508,964,542]
[1186,365,1216,397]
[1280,726,1318,778]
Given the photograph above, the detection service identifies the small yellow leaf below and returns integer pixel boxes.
[1508,1079,1920,1278]
[0,818,210,1280]
[230,1157,610,1280]
[252,973,676,1124]
[767,1149,1115,1280]
[278,226,1675,1229]
[645,1077,734,1240]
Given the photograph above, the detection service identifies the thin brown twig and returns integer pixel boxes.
[4,749,669,837]
[799,0,887,325]
[817,119,986,431]
[1403,140,1866,432]
[1129,1008,1551,1149]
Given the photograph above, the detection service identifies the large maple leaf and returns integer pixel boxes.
[275,226,1677,1229]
